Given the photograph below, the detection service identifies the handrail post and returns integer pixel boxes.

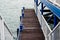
[51,15,58,40]
[34,0,38,6]
[17,28,19,37]
[41,3,43,15]
[54,15,57,27]
[34,0,38,15]
[20,7,25,32]
[20,16,22,21]
[22,7,25,18]
[17,7,25,40]
[54,15,57,40]
[20,25,23,32]
[36,0,38,6]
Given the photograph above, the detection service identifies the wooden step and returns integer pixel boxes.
[20,31,45,40]
[24,11,36,15]
[23,25,40,27]
[20,9,45,40]
[23,24,40,27]
[22,18,39,23]
[23,22,39,25]
[24,11,35,14]
[22,17,38,21]
[24,15,36,18]
[23,27,40,29]
[24,9,35,13]
[24,15,37,18]
[24,9,36,18]
[21,29,42,33]
[21,33,44,40]
[22,21,39,24]
[21,33,44,38]
[23,24,40,26]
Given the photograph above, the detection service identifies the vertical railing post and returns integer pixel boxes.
[52,14,57,40]
[34,0,38,6]
[41,3,43,15]
[20,7,25,32]
[36,0,38,6]
[34,0,38,15]
[17,7,25,40]
[20,16,22,21]
[22,7,25,18]
[17,28,19,37]
[20,24,23,32]
[22,10,24,18]
[54,15,57,27]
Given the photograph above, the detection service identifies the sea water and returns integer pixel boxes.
[0,0,34,38]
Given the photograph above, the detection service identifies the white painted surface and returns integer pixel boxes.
[0,19,5,40]
[0,17,14,40]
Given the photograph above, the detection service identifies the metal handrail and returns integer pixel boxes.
[34,0,60,40]
[17,7,25,40]
[34,0,60,32]
[4,22,13,37]
[34,0,52,32]
[0,16,16,39]
[4,22,15,39]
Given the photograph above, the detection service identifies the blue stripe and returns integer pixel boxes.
[41,0,60,19]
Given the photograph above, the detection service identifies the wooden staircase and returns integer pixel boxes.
[20,9,45,40]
